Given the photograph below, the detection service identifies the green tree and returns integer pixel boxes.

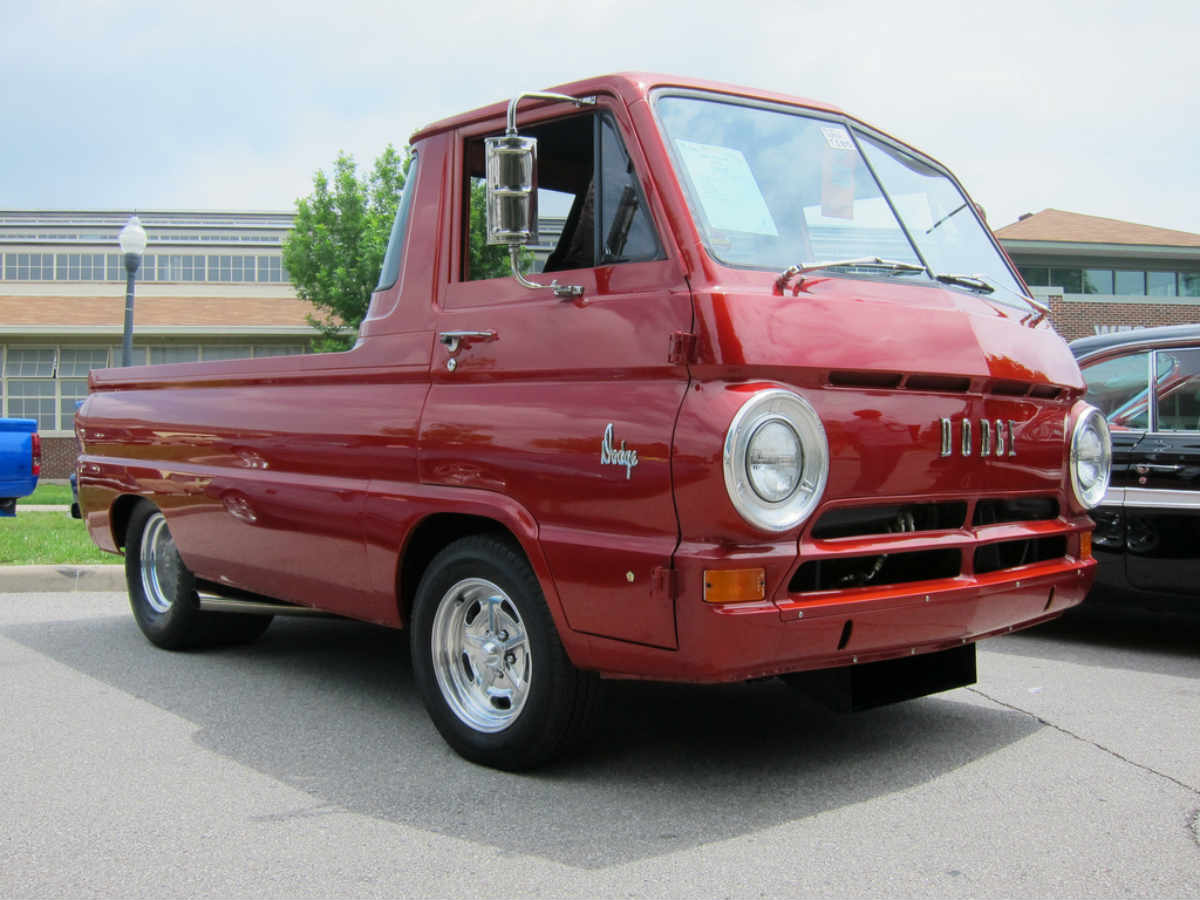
[283,144,411,351]
[469,177,519,281]
[285,147,521,352]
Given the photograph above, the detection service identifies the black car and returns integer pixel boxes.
[1071,324,1200,610]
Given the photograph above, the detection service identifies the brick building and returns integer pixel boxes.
[1,210,321,477]
[994,209,1200,341]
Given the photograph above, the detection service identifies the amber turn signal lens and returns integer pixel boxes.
[704,568,766,604]
[1080,531,1092,560]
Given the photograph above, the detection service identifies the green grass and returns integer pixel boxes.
[18,483,74,506]
[0,512,118,565]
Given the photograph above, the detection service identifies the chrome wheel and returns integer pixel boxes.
[139,512,182,614]
[430,577,532,733]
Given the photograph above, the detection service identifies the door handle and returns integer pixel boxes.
[1134,463,1183,474]
[439,330,497,354]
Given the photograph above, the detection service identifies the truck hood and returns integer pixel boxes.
[690,277,1083,392]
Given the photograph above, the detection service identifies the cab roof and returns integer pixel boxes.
[409,72,844,143]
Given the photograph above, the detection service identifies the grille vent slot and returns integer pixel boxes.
[790,549,961,593]
[829,370,903,389]
[905,374,971,393]
[813,502,966,540]
[974,536,1067,575]
[827,370,1064,399]
[972,497,1059,526]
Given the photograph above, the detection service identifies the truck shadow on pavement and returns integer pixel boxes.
[5,613,1039,869]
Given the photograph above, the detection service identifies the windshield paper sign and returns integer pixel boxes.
[674,139,778,236]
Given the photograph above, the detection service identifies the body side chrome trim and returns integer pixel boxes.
[1101,486,1200,510]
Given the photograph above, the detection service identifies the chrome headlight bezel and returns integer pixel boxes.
[1069,403,1112,510]
[723,389,829,532]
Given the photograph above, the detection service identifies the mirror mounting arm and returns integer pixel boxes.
[506,92,595,136]
[489,91,596,300]
[507,246,583,299]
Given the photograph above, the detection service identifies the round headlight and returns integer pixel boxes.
[724,389,828,532]
[1070,404,1112,509]
[746,419,803,502]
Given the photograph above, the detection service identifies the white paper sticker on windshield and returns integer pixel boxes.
[821,126,854,151]
[674,139,778,236]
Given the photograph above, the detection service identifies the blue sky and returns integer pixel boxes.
[4,0,1197,234]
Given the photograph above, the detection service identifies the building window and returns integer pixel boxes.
[149,346,200,365]
[108,346,147,366]
[1083,269,1113,294]
[1052,268,1083,294]
[58,348,108,376]
[1182,273,1200,297]
[2,250,288,284]
[1114,270,1145,295]
[1018,266,1048,286]
[3,253,55,280]
[1147,271,1177,297]
[200,346,252,361]
[7,380,56,430]
[5,348,56,377]
[55,253,106,280]
[60,379,89,429]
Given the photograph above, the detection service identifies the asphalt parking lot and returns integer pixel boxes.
[1,591,1196,898]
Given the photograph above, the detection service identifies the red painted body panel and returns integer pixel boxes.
[76,73,1096,686]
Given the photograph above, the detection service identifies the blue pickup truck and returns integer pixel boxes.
[0,418,40,516]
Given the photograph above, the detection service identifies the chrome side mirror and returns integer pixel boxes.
[485,90,594,298]
[485,134,537,246]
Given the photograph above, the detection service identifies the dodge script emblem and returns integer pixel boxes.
[940,418,1016,458]
[600,423,639,479]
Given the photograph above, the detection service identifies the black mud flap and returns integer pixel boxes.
[785,644,977,713]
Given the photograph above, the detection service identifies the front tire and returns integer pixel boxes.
[410,535,601,770]
[125,503,272,649]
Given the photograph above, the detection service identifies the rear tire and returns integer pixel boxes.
[125,503,272,649]
[410,534,601,770]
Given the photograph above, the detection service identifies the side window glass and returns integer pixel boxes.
[464,112,661,280]
[376,152,419,291]
[597,117,662,265]
[1154,348,1200,432]
[1083,351,1150,430]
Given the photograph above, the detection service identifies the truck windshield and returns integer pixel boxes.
[654,94,1032,311]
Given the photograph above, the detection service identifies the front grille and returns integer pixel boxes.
[790,496,1072,596]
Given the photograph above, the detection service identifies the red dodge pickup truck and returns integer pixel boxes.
[76,73,1111,769]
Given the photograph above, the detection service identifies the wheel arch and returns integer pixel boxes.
[110,493,152,550]
[394,511,576,658]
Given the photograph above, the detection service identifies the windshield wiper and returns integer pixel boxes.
[776,257,926,293]
[934,272,995,293]
[934,271,1053,323]
[925,202,968,235]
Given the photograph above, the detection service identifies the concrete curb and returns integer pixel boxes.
[0,564,125,593]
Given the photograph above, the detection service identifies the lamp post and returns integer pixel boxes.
[118,215,147,366]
